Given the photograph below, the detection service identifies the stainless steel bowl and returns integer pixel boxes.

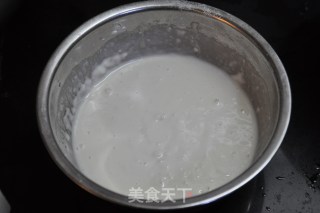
[37,0,291,209]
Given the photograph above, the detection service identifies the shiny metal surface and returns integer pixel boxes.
[37,0,291,209]
[0,190,10,213]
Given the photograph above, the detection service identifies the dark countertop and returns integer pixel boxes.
[0,0,319,212]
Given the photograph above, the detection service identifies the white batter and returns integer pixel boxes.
[72,54,258,199]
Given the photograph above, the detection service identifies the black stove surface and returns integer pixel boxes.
[0,0,319,212]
